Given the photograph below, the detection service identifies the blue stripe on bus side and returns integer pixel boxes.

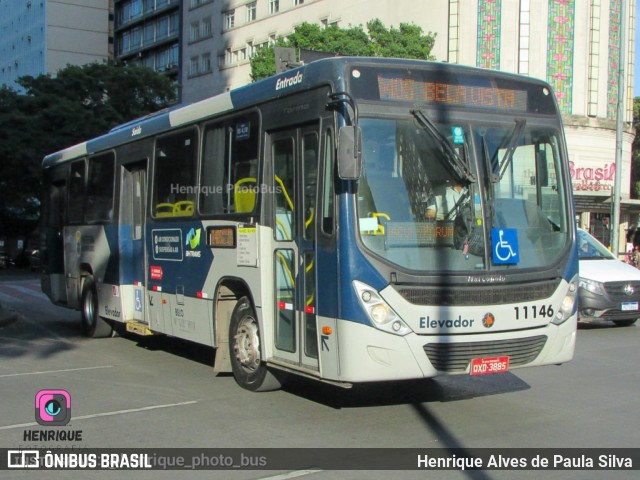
[336,195,387,324]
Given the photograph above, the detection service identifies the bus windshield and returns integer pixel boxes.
[356,116,569,273]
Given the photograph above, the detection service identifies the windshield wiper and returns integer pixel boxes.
[411,109,475,183]
[493,119,526,182]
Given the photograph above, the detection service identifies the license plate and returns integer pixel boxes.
[470,356,510,376]
[621,302,639,311]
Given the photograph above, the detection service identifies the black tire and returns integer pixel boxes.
[80,276,113,338]
[229,296,281,392]
[613,319,637,327]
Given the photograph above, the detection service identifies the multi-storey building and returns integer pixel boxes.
[182,0,637,249]
[113,0,180,83]
[0,0,112,90]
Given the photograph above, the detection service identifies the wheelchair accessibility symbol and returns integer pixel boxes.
[491,228,519,265]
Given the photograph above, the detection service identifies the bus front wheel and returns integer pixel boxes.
[229,296,281,392]
[80,276,113,338]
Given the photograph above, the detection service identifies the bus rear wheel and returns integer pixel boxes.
[229,296,281,392]
[80,276,113,338]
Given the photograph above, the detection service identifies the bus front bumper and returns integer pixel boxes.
[329,316,577,383]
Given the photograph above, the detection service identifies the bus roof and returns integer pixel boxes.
[42,56,553,168]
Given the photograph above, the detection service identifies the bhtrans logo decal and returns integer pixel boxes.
[185,228,202,258]
[275,71,304,91]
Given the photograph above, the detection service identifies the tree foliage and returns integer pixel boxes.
[0,62,176,235]
[250,19,436,81]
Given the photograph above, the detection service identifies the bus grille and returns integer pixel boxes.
[397,279,559,306]
[423,335,548,373]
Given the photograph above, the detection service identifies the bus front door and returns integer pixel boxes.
[271,126,320,372]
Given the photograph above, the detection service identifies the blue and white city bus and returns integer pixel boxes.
[41,57,578,391]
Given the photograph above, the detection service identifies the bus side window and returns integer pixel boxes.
[68,160,86,224]
[86,153,115,223]
[153,129,198,218]
[201,125,226,214]
[200,113,259,215]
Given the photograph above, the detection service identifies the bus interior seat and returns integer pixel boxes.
[155,203,175,218]
[234,177,257,213]
[173,200,194,216]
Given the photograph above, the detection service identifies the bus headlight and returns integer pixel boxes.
[353,280,412,336]
[552,276,578,325]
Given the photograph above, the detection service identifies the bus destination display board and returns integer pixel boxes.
[376,73,528,111]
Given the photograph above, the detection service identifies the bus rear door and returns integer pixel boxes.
[120,162,149,329]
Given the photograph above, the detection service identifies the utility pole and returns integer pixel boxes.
[611,0,627,256]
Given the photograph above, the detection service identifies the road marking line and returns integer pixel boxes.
[0,365,114,378]
[260,470,323,480]
[0,400,198,431]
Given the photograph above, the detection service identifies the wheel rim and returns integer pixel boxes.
[233,315,260,373]
[83,289,95,327]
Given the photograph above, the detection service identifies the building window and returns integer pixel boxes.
[144,23,155,45]
[224,10,235,29]
[201,17,212,38]
[169,44,179,69]
[247,2,256,22]
[169,12,180,36]
[202,53,212,73]
[190,56,200,76]
[269,0,279,14]
[294,0,304,5]
[157,16,169,39]
[190,22,200,42]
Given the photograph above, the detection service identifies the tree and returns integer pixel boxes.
[0,62,176,236]
[250,19,437,81]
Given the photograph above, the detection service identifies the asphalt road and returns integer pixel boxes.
[0,270,639,479]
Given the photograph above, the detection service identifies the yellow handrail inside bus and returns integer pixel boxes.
[275,175,294,211]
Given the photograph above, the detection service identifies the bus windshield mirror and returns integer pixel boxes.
[411,109,475,184]
[492,119,526,183]
[338,125,362,180]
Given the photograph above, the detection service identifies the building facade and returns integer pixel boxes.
[181,0,637,250]
[0,0,112,90]
[113,0,181,82]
